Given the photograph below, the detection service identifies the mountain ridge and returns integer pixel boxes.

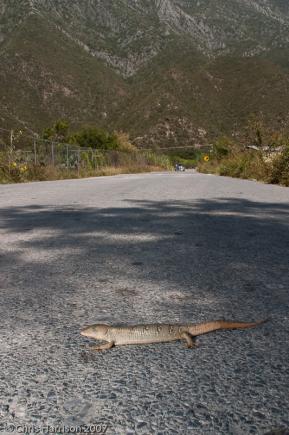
[1,0,289,147]
[2,0,289,76]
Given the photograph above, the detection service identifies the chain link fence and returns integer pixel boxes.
[0,137,172,178]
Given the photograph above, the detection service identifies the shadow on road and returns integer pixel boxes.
[1,197,289,325]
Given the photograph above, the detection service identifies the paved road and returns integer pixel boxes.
[0,171,289,435]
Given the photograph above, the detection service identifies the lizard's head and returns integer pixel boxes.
[80,324,109,339]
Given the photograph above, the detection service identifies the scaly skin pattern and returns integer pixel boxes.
[80,319,267,351]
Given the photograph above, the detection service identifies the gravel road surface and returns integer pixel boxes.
[0,171,289,435]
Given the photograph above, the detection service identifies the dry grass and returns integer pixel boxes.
[268,148,289,186]
[90,165,167,177]
[197,147,289,186]
[0,142,174,184]
[0,161,172,184]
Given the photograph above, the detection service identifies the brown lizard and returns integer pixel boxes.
[80,319,267,351]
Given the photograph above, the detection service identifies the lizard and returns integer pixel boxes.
[80,319,267,351]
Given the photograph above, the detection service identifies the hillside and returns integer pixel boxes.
[1,0,289,147]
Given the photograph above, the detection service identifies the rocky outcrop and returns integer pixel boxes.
[1,0,289,76]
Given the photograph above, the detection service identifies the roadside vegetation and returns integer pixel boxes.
[2,116,289,186]
[197,119,289,187]
[166,148,203,168]
[0,121,173,184]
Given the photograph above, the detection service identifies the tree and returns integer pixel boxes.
[213,136,233,160]
[43,120,69,142]
[69,127,119,150]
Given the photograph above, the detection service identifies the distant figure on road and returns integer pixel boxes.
[175,163,185,172]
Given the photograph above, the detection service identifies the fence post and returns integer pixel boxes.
[77,149,80,177]
[33,138,37,165]
[66,145,69,170]
[91,149,94,171]
[8,130,14,173]
[10,129,14,150]
[94,150,98,171]
[51,141,55,166]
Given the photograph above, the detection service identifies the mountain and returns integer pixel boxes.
[1,0,289,147]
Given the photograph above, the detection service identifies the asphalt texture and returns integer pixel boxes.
[0,171,289,435]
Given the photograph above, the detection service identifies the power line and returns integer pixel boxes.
[142,145,212,151]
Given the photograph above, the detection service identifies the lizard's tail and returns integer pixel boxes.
[188,319,268,336]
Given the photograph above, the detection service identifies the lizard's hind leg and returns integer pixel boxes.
[85,341,115,352]
[181,332,197,349]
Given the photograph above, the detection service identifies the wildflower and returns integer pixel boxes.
[20,165,28,173]
[204,155,210,162]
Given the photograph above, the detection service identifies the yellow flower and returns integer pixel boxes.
[20,165,28,173]
[12,162,17,168]
[203,155,210,162]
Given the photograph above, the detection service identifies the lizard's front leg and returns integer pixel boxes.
[85,341,115,351]
[181,332,197,349]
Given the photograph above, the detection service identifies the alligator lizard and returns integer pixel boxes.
[80,319,267,351]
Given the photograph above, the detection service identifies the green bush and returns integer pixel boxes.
[69,127,119,150]
[43,119,69,141]
[0,151,31,183]
[168,148,202,168]
[268,147,289,186]
[144,151,172,169]
[198,148,269,182]
[219,151,268,180]
[219,154,250,178]
[213,137,232,160]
